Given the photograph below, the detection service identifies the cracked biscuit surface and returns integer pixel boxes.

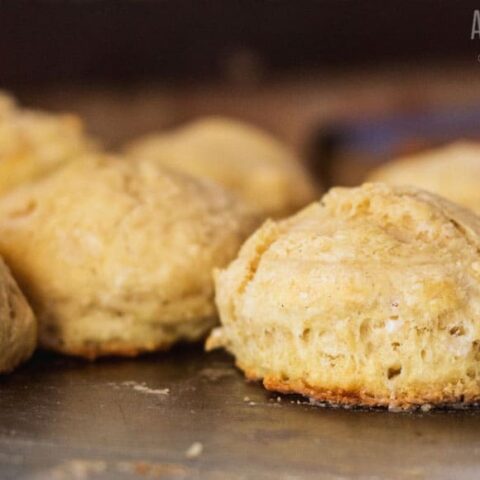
[208,183,480,409]
[0,154,257,359]
[367,141,480,214]
[125,117,319,219]
[0,257,36,372]
[0,92,94,195]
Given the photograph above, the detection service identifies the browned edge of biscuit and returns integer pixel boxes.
[242,368,480,411]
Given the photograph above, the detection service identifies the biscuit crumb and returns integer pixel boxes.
[122,381,169,396]
[388,405,404,413]
[185,442,203,459]
[133,385,170,396]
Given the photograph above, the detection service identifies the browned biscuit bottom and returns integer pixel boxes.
[242,369,480,412]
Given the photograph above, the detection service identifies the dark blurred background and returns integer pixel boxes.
[0,0,478,84]
[1,0,480,185]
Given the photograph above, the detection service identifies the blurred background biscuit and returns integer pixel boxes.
[0,92,95,196]
[367,141,480,213]
[125,117,319,219]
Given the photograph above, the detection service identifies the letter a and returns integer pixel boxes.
[471,10,480,39]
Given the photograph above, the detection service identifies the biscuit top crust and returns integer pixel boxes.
[224,182,480,288]
[0,154,258,325]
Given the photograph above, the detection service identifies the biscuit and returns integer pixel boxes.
[0,257,36,373]
[208,183,480,410]
[367,141,480,213]
[125,117,319,218]
[0,154,258,359]
[0,92,94,195]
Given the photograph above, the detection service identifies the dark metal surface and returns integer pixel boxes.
[0,347,479,480]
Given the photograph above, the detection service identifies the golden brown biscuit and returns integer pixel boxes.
[367,141,480,213]
[125,117,319,219]
[0,257,36,372]
[208,183,480,410]
[0,92,94,195]
[0,154,258,359]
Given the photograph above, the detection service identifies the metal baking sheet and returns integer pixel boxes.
[0,346,479,480]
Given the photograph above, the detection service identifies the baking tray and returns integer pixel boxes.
[0,346,479,480]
